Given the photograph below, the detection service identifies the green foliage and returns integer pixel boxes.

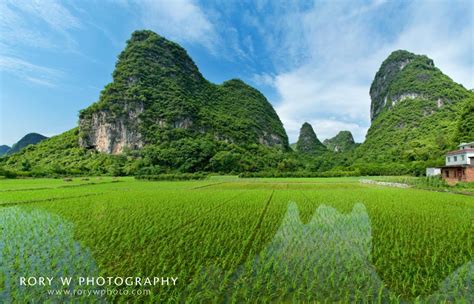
[239,170,361,178]
[361,49,473,164]
[455,96,474,143]
[0,167,18,178]
[357,96,468,163]
[4,45,472,177]
[0,129,127,176]
[135,172,208,181]
[296,122,326,153]
[370,50,469,120]
[79,30,288,152]
[323,130,356,152]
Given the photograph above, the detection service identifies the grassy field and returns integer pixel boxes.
[1,177,473,303]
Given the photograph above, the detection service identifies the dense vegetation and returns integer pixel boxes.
[358,50,473,163]
[455,95,474,143]
[295,122,326,153]
[2,178,473,302]
[0,128,293,176]
[369,50,470,121]
[323,130,356,152]
[79,30,288,151]
[1,41,472,178]
[0,129,123,176]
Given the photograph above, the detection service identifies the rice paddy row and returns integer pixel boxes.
[1,177,473,302]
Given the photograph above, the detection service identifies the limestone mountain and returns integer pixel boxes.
[357,50,473,162]
[1,30,289,174]
[323,131,356,152]
[0,145,10,156]
[78,30,288,154]
[296,122,326,153]
[8,133,48,155]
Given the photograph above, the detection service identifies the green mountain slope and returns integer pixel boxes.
[2,129,123,175]
[455,96,474,143]
[323,131,356,152]
[8,133,48,155]
[296,122,327,154]
[2,30,288,175]
[357,50,473,163]
[79,30,288,154]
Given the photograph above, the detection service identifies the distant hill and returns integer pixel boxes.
[356,50,473,163]
[8,133,48,155]
[296,122,327,154]
[0,145,10,156]
[323,131,356,152]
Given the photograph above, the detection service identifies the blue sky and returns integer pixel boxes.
[1,0,473,146]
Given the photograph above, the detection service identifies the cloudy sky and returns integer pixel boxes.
[1,0,473,146]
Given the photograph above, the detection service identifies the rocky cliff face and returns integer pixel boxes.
[323,131,355,152]
[79,104,144,154]
[296,122,326,153]
[78,30,288,154]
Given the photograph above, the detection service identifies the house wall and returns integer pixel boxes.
[441,167,474,184]
[466,167,474,181]
[445,152,474,166]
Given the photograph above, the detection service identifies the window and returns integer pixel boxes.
[447,157,451,162]
[454,156,457,162]
[461,155,465,161]
[445,170,449,178]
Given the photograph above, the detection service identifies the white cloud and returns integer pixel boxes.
[260,0,473,143]
[0,0,81,50]
[383,1,474,88]
[0,1,81,86]
[251,73,275,87]
[137,0,217,50]
[11,0,81,31]
[0,56,62,87]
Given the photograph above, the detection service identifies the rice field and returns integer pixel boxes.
[1,177,473,303]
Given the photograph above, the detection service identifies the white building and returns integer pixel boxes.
[445,142,474,166]
[426,167,441,176]
[441,142,474,183]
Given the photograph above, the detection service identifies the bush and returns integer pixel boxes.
[239,170,360,178]
[0,167,18,179]
[135,172,208,181]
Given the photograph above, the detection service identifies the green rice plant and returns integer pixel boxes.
[0,177,472,302]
